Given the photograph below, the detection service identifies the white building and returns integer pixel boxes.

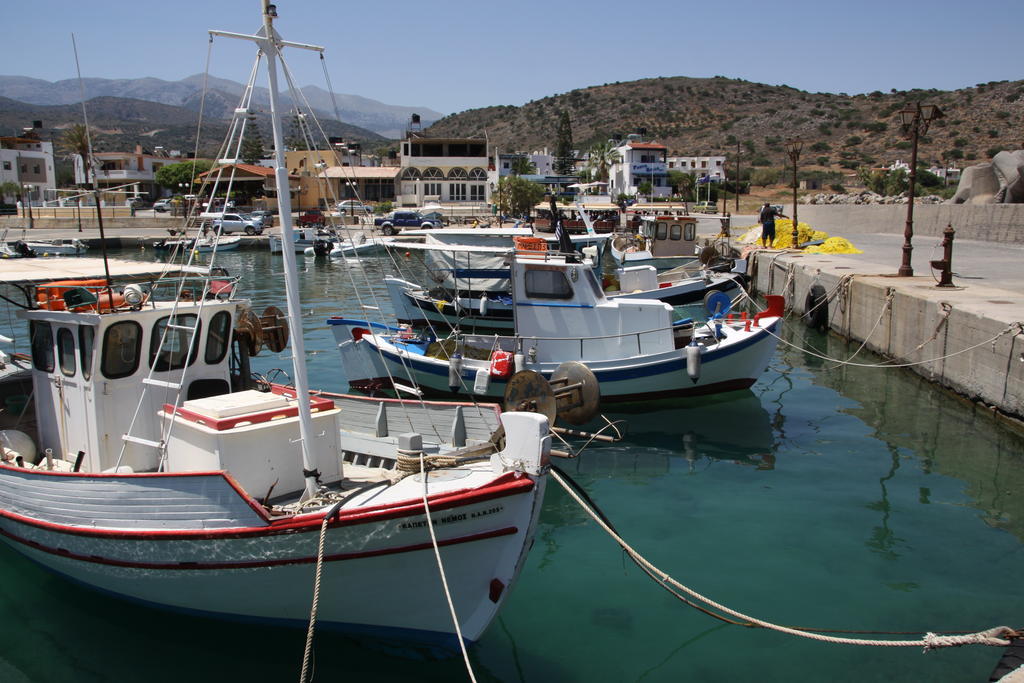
[396,133,492,207]
[1,129,55,205]
[74,144,178,199]
[608,138,670,198]
[666,155,727,182]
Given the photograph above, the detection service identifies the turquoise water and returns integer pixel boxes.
[0,248,1021,682]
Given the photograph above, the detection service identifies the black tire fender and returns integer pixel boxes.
[803,283,829,331]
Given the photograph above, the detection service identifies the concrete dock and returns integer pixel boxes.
[743,212,1024,426]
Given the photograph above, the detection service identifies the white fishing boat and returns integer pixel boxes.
[610,214,702,270]
[22,238,89,257]
[0,2,549,652]
[269,226,336,253]
[332,247,783,402]
[154,234,241,253]
[302,233,392,259]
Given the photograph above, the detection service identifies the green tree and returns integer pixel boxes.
[155,160,214,191]
[585,141,620,183]
[495,175,545,218]
[57,124,96,185]
[637,180,652,199]
[509,156,537,176]
[0,181,22,204]
[286,113,310,151]
[240,127,266,165]
[553,110,575,175]
[667,170,695,200]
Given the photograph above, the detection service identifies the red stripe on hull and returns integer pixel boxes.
[0,471,535,540]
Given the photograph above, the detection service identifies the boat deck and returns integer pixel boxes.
[0,257,210,286]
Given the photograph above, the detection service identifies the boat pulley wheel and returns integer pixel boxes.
[234,307,263,356]
[550,361,601,426]
[260,305,289,353]
[503,370,557,425]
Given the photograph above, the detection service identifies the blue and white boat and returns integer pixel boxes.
[331,248,782,403]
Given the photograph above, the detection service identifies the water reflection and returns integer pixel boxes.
[786,323,1024,543]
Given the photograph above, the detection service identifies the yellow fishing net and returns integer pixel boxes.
[736,219,861,253]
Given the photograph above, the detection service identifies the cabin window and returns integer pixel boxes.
[205,311,232,364]
[57,328,76,377]
[79,325,95,381]
[101,321,142,379]
[684,223,696,241]
[150,314,200,372]
[669,223,682,241]
[30,321,54,372]
[524,268,573,300]
[655,222,668,240]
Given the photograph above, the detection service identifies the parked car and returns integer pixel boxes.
[373,210,443,235]
[153,199,172,212]
[209,212,264,235]
[249,210,275,228]
[336,200,371,213]
[127,197,150,209]
[693,201,718,214]
[296,209,325,227]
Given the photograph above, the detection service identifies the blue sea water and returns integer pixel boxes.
[0,247,1020,682]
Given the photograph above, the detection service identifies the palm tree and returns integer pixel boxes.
[509,156,537,176]
[586,141,621,183]
[58,124,95,186]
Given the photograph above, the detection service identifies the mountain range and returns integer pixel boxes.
[2,74,1021,180]
[0,74,443,139]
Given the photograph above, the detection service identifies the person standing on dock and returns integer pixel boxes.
[759,202,786,248]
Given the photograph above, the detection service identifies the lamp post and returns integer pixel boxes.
[23,184,34,230]
[897,102,943,277]
[735,139,740,212]
[784,138,802,248]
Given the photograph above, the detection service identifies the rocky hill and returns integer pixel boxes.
[425,76,1024,173]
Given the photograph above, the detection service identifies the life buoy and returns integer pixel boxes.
[803,284,829,332]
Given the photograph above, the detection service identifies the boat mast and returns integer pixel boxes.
[213,1,327,499]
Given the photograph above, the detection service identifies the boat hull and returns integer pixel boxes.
[332,317,781,402]
[0,465,546,647]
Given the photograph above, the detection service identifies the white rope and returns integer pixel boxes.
[550,468,1014,651]
[419,452,477,682]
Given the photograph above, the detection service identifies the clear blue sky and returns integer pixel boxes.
[3,0,1021,115]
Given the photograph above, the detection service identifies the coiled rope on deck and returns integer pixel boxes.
[550,467,1016,651]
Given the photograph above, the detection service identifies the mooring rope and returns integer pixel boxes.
[420,452,477,682]
[550,468,1015,651]
[299,500,343,683]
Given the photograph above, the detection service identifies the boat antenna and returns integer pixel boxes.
[211,1,329,500]
[71,33,115,307]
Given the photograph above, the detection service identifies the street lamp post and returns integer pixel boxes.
[23,185,34,230]
[897,102,943,276]
[784,138,802,248]
[735,139,741,212]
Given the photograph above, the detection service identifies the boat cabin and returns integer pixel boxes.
[510,252,673,362]
[637,215,699,260]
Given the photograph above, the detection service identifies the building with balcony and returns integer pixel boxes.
[1,126,55,205]
[608,138,670,199]
[73,144,179,199]
[667,155,727,182]
[396,132,492,207]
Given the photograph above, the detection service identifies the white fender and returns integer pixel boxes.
[686,341,703,383]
